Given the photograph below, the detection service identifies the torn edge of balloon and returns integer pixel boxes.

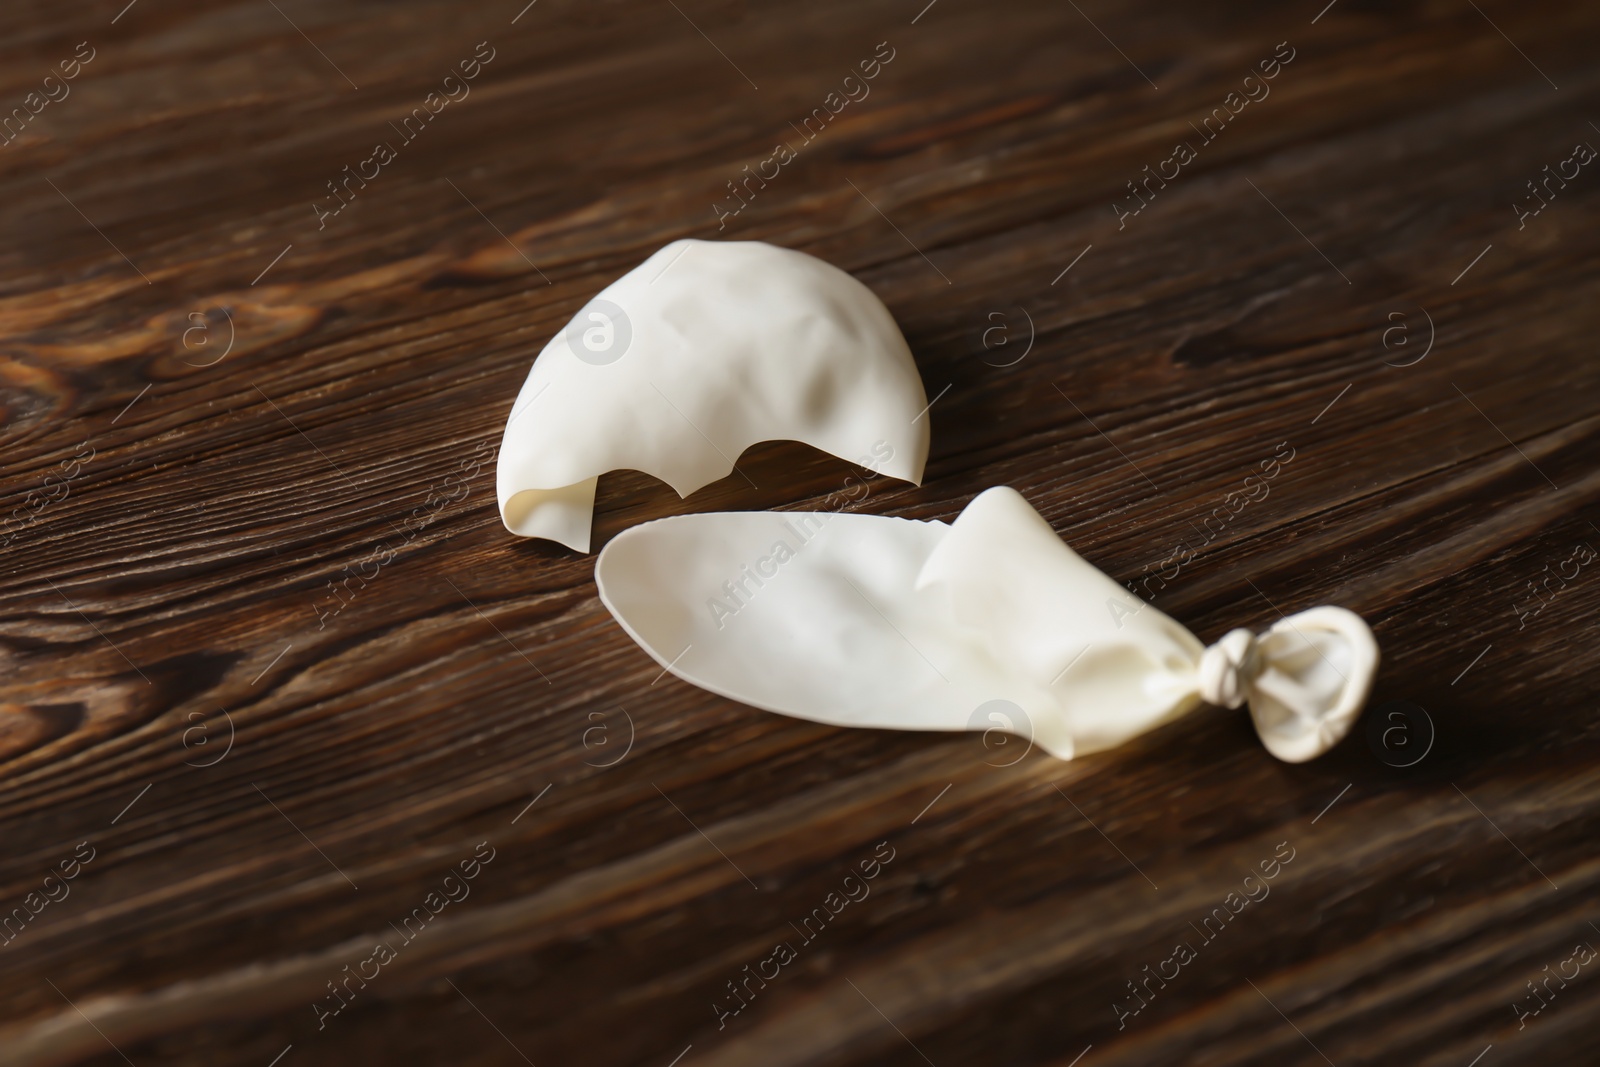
[496,239,931,552]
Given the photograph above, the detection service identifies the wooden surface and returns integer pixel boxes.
[1,1,1598,1064]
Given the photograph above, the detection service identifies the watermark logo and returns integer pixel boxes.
[180,707,236,768]
[566,298,631,365]
[581,707,634,768]
[1366,699,1434,768]
[1381,307,1433,368]
[180,307,236,368]
[967,699,1034,767]
[978,306,1034,367]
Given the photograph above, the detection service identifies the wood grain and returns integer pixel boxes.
[0,0,1597,1064]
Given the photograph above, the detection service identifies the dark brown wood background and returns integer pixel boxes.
[1,0,1597,1064]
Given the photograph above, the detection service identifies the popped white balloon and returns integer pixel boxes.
[496,239,930,552]
[595,486,1378,763]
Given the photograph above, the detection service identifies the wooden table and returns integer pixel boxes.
[2,1,1596,1064]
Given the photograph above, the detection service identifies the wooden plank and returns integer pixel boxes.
[0,0,1596,1064]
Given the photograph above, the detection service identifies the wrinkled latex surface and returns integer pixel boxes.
[496,239,929,551]
[595,487,1378,762]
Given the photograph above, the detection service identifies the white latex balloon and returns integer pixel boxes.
[496,239,930,552]
[595,486,1379,763]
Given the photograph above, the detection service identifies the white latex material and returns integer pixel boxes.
[496,239,930,551]
[595,486,1378,763]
